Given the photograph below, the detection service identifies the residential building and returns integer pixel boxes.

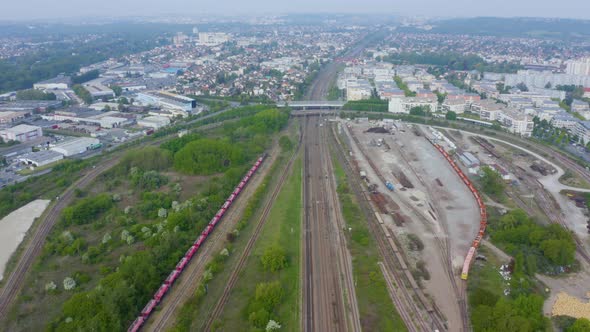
[198,32,230,46]
[389,97,437,114]
[441,99,467,114]
[346,79,372,101]
[574,121,590,145]
[565,57,590,76]
[471,100,506,121]
[551,111,579,131]
[497,108,534,136]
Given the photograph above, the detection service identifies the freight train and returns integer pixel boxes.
[428,140,487,280]
[128,154,267,332]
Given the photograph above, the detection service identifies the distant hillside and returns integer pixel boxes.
[407,17,590,40]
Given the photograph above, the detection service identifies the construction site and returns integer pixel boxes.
[335,117,590,330]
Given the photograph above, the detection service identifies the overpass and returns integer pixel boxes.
[276,100,345,110]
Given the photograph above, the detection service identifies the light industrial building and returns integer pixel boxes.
[136,91,197,113]
[0,111,28,124]
[0,124,43,143]
[50,137,101,157]
[18,150,63,167]
[137,116,171,129]
[84,85,115,99]
[33,75,71,90]
[41,108,132,129]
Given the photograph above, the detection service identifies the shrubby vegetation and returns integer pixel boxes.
[118,146,173,172]
[480,166,506,198]
[61,194,113,226]
[489,209,576,275]
[16,89,57,100]
[342,99,388,112]
[471,294,548,332]
[384,52,522,73]
[0,159,92,219]
[174,139,246,175]
[71,70,99,84]
[40,106,289,331]
[278,136,293,151]
[246,281,284,329]
[72,85,92,104]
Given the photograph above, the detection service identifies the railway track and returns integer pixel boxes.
[329,122,444,332]
[303,116,347,332]
[0,157,119,320]
[146,152,280,331]
[202,124,303,331]
[318,117,362,332]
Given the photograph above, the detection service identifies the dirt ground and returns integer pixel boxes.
[538,258,590,318]
[348,121,479,267]
[0,199,50,281]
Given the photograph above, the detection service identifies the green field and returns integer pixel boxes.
[331,152,408,332]
[211,155,302,331]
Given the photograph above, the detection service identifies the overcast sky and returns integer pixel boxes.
[1,0,589,21]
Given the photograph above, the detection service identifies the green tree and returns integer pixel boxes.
[255,281,283,311]
[568,318,590,332]
[278,136,293,151]
[540,238,575,266]
[111,85,122,97]
[480,166,505,197]
[173,139,246,175]
[16,89,57,100]
[261,245,288,272]
[445,111,457,120]
[73,84,93,104]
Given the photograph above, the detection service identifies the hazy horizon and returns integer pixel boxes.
[1,0,590,21]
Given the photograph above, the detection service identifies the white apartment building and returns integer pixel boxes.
[346,79,373,101]
[574,121,590,145]
[441,99,467,114]
[551,112,579,131]
[471,100,506,121]
[389,97,437,114]
[566,57,590,76]
[198,32,230,46]
[497,109,534,137]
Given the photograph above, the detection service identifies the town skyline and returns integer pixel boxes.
[1,0,590,21]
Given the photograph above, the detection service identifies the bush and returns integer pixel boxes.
[278,136,293,151]
[61,194,113,226]
[174,139,246,175]
[260,245,288,272]
[119,146,172,172]
[490,209,576,271]
[480,166,505,197]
